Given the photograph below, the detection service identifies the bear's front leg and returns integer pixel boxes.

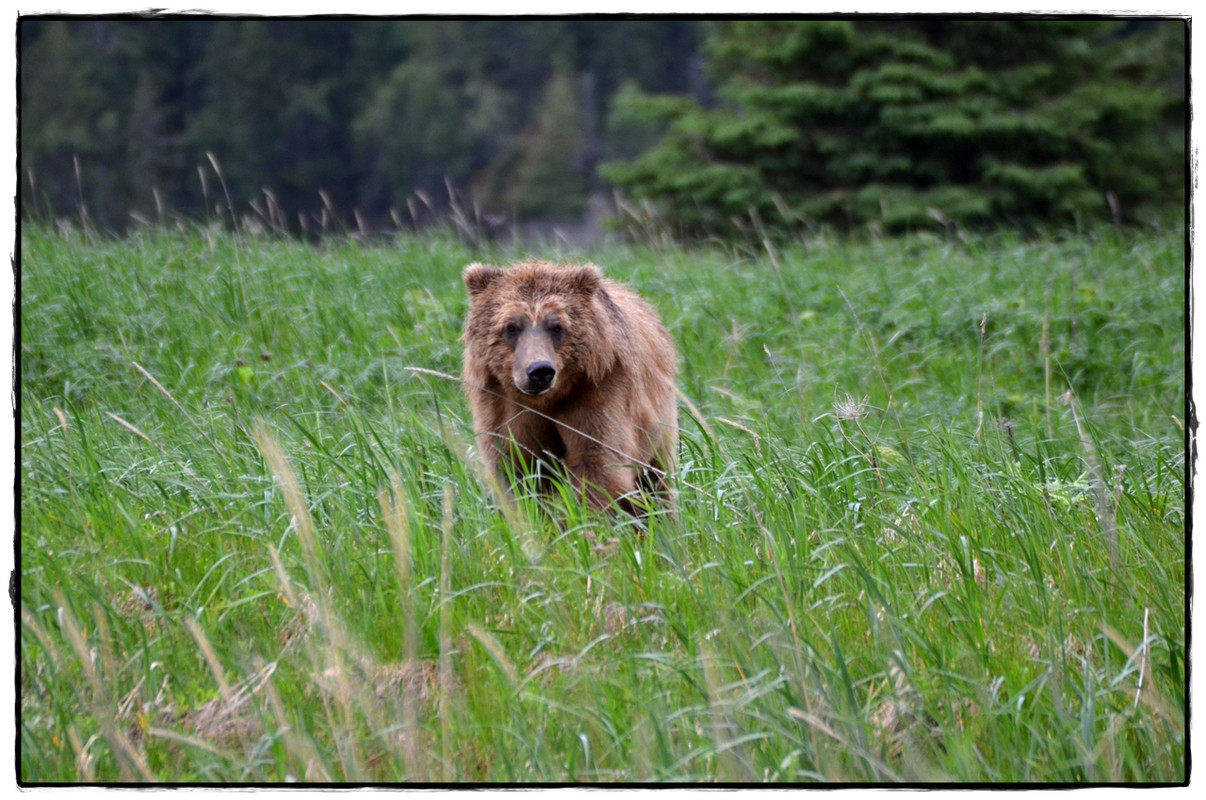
[562,439,641,513]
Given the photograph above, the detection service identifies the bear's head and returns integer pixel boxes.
[463,261,618,401]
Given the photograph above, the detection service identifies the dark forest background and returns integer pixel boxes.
[19,18,1186,240]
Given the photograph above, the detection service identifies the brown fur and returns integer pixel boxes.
[461,261,678,514]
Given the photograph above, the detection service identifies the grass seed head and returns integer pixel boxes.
[834,393,869,421]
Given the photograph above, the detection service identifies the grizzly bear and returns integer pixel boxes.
[461,261,678,515]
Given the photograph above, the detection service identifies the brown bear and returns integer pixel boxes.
[461,260,677,515]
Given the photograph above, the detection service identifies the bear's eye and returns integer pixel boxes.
[546,320,564,337]
[503,321,522,338]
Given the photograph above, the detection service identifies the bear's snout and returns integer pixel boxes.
[519,361,556,394]
[512,325,559,395]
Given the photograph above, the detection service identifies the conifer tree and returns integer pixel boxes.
[602,19,1185,237]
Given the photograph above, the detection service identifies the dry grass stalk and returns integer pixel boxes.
[1060,389,1120,570]
[53,592,156,781]
[439,482,455,780]
[183,661,278,744]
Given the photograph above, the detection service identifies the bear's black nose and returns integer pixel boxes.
[526,362,556,391]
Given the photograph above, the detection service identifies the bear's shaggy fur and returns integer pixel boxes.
[461,261,677,514]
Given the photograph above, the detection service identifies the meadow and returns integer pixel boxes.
[18,221,1186,783]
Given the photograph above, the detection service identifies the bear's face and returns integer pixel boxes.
[502,307,567,395]
[463,262,616,402]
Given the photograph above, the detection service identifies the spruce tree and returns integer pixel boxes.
[602,19,1185,237]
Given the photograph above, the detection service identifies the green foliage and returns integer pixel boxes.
[19,224,1185,782]
[353,58,512,205]
[604,81,675,162]
[603,20,1185,237]
[19,19,701,231]
[507,69,592,220]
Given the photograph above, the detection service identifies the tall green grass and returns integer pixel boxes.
[19,223,1185,783]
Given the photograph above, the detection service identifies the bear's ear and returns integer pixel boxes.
[569,264,602,295]
[464,263,503,297]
